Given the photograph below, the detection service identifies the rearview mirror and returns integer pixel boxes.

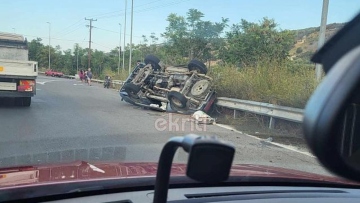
[303,12,360,182]
[185,136,235,183]
[153,134,235,203]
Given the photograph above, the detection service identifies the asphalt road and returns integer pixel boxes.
[0,76,332,176]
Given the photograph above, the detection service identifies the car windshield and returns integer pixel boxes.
[0,0,359,190]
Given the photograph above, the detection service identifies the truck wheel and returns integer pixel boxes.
[51,74,55,77]
[190,80,211,97]
[144,55,160,64]
[188,59,208,74]
[144,55,162,71]
[123,83,141,101]
[168,91,188,111]
[22,97,31,107]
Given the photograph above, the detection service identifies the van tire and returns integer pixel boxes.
[188,59,208,74]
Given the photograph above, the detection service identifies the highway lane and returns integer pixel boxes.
[0,76,331,176]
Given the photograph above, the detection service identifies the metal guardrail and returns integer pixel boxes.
[39,71,302,128]
[216,97,304,129]
[39,72,124,86]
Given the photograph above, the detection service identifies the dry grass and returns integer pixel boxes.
[209,62,318,108]
[100,68,130,81]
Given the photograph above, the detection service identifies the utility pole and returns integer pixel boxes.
[129,0,133,75]
[85,18,97,70]
[76,48,79,73]
[46,22,51,70]
[118,23,122,74]
[315,0,329,81]
[122,0,127,72]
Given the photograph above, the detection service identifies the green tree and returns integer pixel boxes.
[28,38,44,65]
[162,9,228,63]
[220,18,295,66]
[62,49,74,74]
[73,43,87,72]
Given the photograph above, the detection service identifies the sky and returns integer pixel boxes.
[1,0,359,52]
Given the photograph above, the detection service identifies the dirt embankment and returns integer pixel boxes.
[211,107,309,151]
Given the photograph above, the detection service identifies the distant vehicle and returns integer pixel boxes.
[45,69,63,77]
[0,32,38,107]
[104,76,111,88]
[120,55,216,114]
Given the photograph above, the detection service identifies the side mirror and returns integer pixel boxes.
[303,12,360,182]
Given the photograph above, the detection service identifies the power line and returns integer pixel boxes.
[54,19,83,36]
[133,0,190,14]
[86,0,163,19]
[93,26,118,33]
[96,0,189,20]
[92,26,142,38]
[60,23,86,37]
[92,41,115,50]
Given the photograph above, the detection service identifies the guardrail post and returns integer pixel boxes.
[233,110,237,119]
[269,117,275,129]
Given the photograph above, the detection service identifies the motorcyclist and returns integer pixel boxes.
[104,75,111,88]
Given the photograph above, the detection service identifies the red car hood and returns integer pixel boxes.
[0,161,356,188]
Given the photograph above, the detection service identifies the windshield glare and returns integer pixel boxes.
[0,0,359,188]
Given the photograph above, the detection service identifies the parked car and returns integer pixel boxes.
[45,69,63,77]
[119,55,216,114]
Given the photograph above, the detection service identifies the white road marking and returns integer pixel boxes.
[36,80,57,85]
[73,84,84,86]
[215,123,315,158]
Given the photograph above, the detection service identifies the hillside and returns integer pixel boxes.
[290,23,346,61]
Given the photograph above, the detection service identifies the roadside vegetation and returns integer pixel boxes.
[28,8,336,108]
[209,62,317,108]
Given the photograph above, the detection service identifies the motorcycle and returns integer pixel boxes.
[104,76,111,88]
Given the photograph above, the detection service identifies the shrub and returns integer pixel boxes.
[209,61,318,108]
[100,68,129,81]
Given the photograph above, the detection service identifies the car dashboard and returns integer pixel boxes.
[45,186,360,203]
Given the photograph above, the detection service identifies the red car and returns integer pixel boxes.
[45,69,63,77]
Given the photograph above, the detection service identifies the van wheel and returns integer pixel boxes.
[144,55,162,71]
[188,59,208,74]
[168,91,188,112]
[123,83,141,101]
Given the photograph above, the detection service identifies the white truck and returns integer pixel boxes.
[0,32,38,106]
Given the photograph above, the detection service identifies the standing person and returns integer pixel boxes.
[86,68,93,86]
[79,70,84,82]
[84,70,88,83]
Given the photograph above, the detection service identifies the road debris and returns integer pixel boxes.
[192,110,215,125]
